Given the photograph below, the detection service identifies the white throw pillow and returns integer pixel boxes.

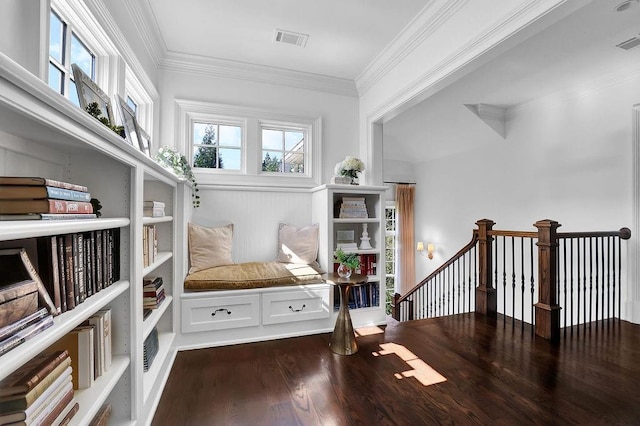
[188,223,234,274]
[277,223,319,265]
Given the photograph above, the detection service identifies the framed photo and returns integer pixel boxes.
[138,128,151,157]
[336,230,355,244]
[72,63,114,124]
[117,95,142,149]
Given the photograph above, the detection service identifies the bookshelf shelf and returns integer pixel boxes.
[70,355,130,426]
[0,280,130,380]
[143,251,173,276]
[142,331,176,403]
[0,218,130,242]
[333,218,380,224]
[143,295,173,340]
[142,216,173,225]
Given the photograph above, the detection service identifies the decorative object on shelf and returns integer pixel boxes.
[359,223,373,250]
[117,95,143,149]
[417,241,435,259]
[90,198,102,218]
[155,146,200,208]
[333,156,365,185]
[85,102,124,136]
[334,248,360,279]
[72,64,121,136]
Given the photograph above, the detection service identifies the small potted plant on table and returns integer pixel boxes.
[334,248,360,279]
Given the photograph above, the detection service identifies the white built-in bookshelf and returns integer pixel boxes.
[0,52,187,425]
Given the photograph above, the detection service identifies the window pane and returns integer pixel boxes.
[219,148,241,170]
[49,12,64,64]
[284,151,304,173]
[194,122,217,145]
[70,33,94,79]
[219,125,241,147]
[126,96,137,114]
[69,80,80,107]
[285,131,304,150]
[262,151,282,172]
[193,146,220,168]
[48,63,63,93]
[262,129,282,150]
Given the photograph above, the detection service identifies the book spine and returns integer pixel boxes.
[29,383,74,425]
[36,236,61,314]
[45,186,91,202]
[18,249,57,316]
[47,199,93,214]
[44,178,88,192]
[95,231,103,291]
[57,236,67,313]
[40,213,97,220]
[64,234,75,310]
[0,308,48,343]
[0,316,53,358]
[8,359,72,407]
[57,400,79,426]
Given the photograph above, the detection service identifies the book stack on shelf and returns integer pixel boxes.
[0,350,79,425]
[0,309,53,358]
[333,282,379,311]
[337,196,368,219]
[143,328,159,373]
[36,229,120,315]
[143,277,165,310]
[143,225,158,268]
[143,201,165,218]
[0,177,97,221]
[83,310,112,381]
[89,403,112,426]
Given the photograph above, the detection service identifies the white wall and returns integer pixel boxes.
[411,75,639,319]
[158,70,360,260]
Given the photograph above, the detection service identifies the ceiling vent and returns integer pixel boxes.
[274,29,309,47]
[616,36,640,50]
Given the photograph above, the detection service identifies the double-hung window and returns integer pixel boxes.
[48,9,95,105]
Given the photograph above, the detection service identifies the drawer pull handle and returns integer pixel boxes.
[212,308,231,316]
[289,304,306,312]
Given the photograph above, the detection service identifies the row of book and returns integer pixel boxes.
[37,229,121,314]
[0,350,79,425]
[143,225,158,268]
[143,200,165,218]
[332,254,377,276]
[0,309,54,358]
[0,176,97,220]
[333,282,380,310]
[336,196,368,219]
[143,277,165,310]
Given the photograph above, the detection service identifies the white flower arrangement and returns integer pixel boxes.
[334,156,365,180]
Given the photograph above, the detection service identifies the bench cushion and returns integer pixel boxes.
[184,261,324,291]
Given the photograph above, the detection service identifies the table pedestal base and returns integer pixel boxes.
[330,284,358,355]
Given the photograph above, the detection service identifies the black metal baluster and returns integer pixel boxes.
[606,236,611,321]
[511,237,516,326]
[576,238,581,335]
[530,238,535,331]
[570,238,574,334]
[583,237,587,330]
[502,236,507,324]
[462,253,466,314]
[520,237,525,328]
[617,236,621,322]
[563,239,567,334]
[589,237,593,328]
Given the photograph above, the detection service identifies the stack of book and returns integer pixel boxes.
[143,225,158,268]
[338,196,368,218]
[0,350,79,425]
[0,309,54,357]
[143,328,159,372]
[0,176,97,220]
[143,201,165,217]
[143,277,165,310]
[36,229,120,315]
[83,310,113,381]
[46,327,95,390]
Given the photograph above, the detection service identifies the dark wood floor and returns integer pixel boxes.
[152,314,640,425]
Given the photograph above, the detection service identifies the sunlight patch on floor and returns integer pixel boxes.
[354,326,385,336]
[372,342,447,387]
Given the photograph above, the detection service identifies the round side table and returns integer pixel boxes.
[324,272,368,355]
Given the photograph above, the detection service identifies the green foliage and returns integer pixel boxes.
[155,146,200,208]
[262,152,281,172]
[334,248,360,270]
[90,198,102,218]
[85,102,124,136]
[193,124,224,169]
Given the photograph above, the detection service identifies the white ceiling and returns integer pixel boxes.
[383,0,640,163]
[146,0,430,80]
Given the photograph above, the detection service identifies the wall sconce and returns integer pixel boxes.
[417,241,435,259]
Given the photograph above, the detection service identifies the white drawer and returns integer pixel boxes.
[182,294,260,333]
[262,286,330,325]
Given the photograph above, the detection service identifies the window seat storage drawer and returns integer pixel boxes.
[262,285,330,325]
[182,294,260,333]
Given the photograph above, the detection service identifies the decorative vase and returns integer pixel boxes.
[337,263,352,279]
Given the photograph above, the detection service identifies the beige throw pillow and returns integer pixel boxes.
[188,223,234,274]
[277,223,319,265]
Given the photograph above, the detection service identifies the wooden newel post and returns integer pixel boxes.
[534,219,561,342]
[476,219,497,317]
[392,293,401,321]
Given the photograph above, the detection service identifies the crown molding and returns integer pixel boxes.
[356,0,467,96]
[85,0,159,100]
[160,52,358,97]
[121,0,166,67]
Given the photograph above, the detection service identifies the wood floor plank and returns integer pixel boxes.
[153,314,640,425]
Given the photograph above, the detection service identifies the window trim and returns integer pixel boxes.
[176,99,322,188]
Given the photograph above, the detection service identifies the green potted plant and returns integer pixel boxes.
[334,248,360,279]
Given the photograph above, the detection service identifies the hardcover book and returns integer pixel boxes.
[0,177,88,192]
[46,327,95,390]
[0,213,98,220]
[0,350,68,397]
[0,185,91,202]
[36,236,62,314]
[0,199,93,215]
[0,316,54,357]
[0,308,48,343]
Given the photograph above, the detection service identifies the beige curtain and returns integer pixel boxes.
[396,184,415,295]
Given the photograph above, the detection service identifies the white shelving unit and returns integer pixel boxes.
[0,52,186,425]
[311,184,387,326]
